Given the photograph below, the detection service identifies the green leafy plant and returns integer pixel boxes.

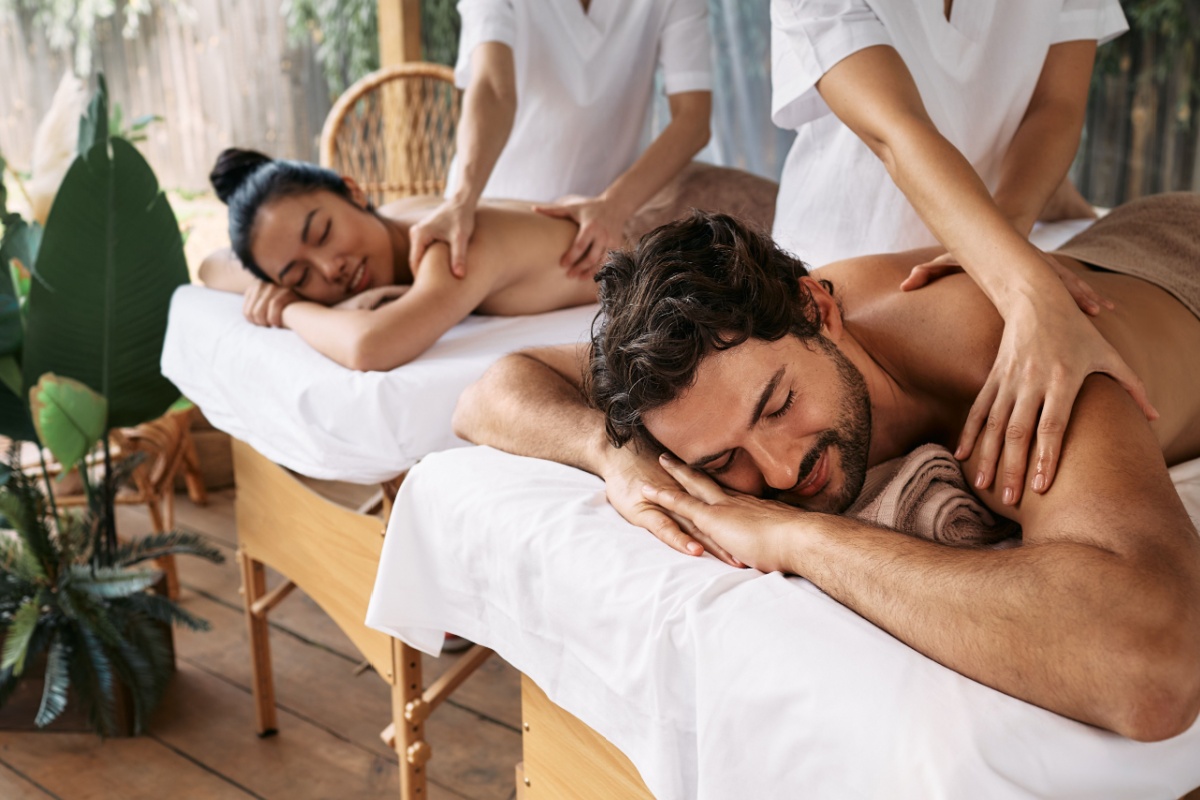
[0,447,222,734]
[0,75,221,734]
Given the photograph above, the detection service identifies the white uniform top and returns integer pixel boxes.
[447,0,713,203]
[769,0,1127,265]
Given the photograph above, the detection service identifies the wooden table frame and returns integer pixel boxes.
[231,439,492,800]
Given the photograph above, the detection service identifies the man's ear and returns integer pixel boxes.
[343,176,369,209]
[799,275,844,340]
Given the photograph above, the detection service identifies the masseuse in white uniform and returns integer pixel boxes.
[409,0,714,279]
[769,0,1156,509]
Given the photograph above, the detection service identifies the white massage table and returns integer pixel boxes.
[368,448,1200,800]
[161,284,600,799]
[363,218,1200,799]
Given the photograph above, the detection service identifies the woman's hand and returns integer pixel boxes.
[958,286,1157,505]
[600,445,741,566]
[642,454,804,574]
[243,280,301,328]
[333,285,411,311]
[533,194,629,279]
[408,199,475,279]
[901,250,1114,316]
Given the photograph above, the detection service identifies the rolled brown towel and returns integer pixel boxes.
[846,444,1019,547]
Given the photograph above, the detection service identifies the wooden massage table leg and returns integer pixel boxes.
[239,548,279,736]
[394,640,429,799]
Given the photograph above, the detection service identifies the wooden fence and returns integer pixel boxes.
[0,0,331,191]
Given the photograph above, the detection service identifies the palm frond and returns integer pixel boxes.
[122,591,210,632]
[61,585,125,649]
[1,598,41,675]
[64,624,115,736]
[34,633,70,727]
[69,564,158,599]
[109,620,171,735]
[114,529,224,568]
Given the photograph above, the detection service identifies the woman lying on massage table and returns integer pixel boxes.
[199,148,599,371]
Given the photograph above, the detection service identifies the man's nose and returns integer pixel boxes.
[751,442,798,491]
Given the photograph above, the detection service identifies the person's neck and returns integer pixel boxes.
[384,217,413,283]
[838,325,950,467]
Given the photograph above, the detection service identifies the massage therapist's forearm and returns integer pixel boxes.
[783,515,1191,740]
[450,42,517,208]
[600,91,712,221]
[453,350,611,476]
[819,46,1066,310]
[992,41,1095,235]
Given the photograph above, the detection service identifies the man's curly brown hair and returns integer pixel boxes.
[587,210,830,450]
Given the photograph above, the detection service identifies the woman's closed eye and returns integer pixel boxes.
[318,218,331,245]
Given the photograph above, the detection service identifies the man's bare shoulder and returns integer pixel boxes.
[818,251,1002,407]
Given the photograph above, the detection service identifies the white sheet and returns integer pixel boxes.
[160,285,599,483]
[366,446,1200,800]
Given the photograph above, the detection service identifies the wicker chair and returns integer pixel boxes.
[319,62,461,206]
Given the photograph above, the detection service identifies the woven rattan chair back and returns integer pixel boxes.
[319,63,461,206]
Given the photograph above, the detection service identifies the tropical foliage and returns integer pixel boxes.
[0,75,220,734]
[0,448,221,734]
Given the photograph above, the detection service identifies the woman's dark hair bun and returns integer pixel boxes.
[210,148,273,204]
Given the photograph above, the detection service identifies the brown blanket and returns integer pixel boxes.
[846,444,1019,547]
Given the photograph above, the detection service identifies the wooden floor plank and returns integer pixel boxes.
[0,760,56,799]
[0,730,252,799]
[150,661,399,799]
[111,487,524,799]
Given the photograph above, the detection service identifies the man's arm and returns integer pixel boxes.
[533,90,712,277]
[408,42,517,275]
[646,377,1200,740]
[992,40,1097,236]
[454,347,732,561]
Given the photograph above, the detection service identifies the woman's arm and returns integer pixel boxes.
[533,90,712,278]
[992,40,1097,236]
[408,42,517,276]
[816,44,1153,505]
[280,242,495,371]
[198,248,257,294]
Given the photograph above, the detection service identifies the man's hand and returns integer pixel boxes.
[243,280,301,328]
[533,194,629,279]
[643,453,805,573]
[601,446,741,566]
[333,285,411,311]
[408,199,475,279]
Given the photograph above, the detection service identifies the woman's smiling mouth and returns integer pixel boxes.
[348,259,369,295]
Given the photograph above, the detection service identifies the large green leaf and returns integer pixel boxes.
[77,74,109,156]
[22,137,188,429]
[29,373,107,472]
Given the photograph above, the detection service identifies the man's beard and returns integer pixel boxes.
[768,336,872,513]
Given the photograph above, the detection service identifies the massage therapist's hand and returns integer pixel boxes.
[243,280,301,328]
[408,198,475,279]
[600,445,742,567]
[533,194,629,279]
[333,285,411,311]
[902,250,1114,316]
[958,277,1156,507]
[644,454,803,575]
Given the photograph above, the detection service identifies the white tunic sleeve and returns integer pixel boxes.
[1052,0,1128,46]
[453,0,517,89]
[658,0,713,95]
[770,0,892,131]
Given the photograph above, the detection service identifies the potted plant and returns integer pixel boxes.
[0,75,223,735]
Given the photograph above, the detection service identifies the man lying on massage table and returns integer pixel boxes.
[454,192,1200,742]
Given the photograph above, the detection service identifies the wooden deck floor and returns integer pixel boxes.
[0,486,522,800]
